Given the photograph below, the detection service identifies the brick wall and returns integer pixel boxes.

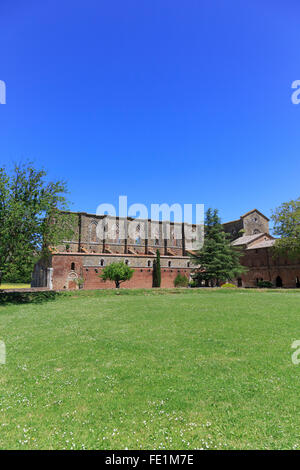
[51,253,191,290]
[239,247,300,288]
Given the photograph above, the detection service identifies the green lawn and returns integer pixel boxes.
[1,288,300,450]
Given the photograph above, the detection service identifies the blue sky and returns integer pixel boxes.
[0,0,299,225]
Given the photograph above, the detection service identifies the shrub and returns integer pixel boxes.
[221,283,237,289]
[174,274,189,287]
[257,280,273,288]
[75,277,84,289]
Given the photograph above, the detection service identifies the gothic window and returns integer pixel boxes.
[168,261,171,267]
[100,259,105,267]
[71,262,75,271]
[170,227,175,246]
[125,259,129,265]
[89,221,98,243]
[147,260,151,267]
[115,222,120,244]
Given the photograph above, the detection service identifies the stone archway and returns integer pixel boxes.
[66,271,79,290]
[252,273,263,287]
[275,276,283,288]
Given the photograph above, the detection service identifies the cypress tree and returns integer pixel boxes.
[152,249,161,287]
[190,208,246,286]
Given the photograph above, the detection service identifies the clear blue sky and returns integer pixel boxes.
[0,0,299,224]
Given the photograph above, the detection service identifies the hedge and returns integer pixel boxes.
[0,290,62,304]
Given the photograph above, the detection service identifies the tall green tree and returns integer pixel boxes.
[271,197,300,259]
[0,163,75,285]
[152,249,161,287]
[100,261,134,288]
[190,208,246,286]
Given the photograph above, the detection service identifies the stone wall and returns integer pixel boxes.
[223,210,269,239]
[242,211,269,236]
[51,253,192,290]
[57,212,197,256]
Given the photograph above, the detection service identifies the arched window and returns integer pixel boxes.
[168,261,171,267]
[115,222,120,244]
[187,262,190,268]
[147,260,151,267]
[89,221,98,243]
[170,226,175,246]
[125,259,129,265]
[100,259,104,267]
[71,262,75,271]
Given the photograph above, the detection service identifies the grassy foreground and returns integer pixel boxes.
[0,288,300,450]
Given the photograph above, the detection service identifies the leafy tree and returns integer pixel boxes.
[152,249,161,287]
[0,163,75,285]
[100,261,134,288]
[271,197,300,259]
[190,208,246,286]
[174,273,189,287]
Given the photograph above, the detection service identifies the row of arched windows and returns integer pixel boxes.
[71,259,191,271]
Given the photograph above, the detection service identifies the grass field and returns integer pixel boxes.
[1,288,300,450]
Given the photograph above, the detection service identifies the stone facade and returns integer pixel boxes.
[31,208,300,289]
[55,212,197,256]
[32,211,197,290]
[223,209,269,239]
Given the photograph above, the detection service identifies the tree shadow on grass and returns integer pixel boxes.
[0,290,62,305]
